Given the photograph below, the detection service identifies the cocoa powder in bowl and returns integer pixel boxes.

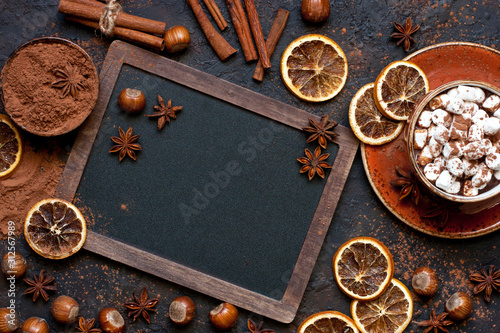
[0,37,99,136]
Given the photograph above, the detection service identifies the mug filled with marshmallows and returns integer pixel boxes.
[407,81,500,206]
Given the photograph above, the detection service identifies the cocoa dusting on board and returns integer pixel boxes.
[1,40,98,136]
[0,138,65,238]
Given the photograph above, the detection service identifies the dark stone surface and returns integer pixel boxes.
[1,0,499,332]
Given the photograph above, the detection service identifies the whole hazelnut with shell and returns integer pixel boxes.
[412,266,439,297]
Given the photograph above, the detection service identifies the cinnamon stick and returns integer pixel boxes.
[243,0,270,68]
[202,0,228,31]
[226,0,257,62]
[253,9,289,81]
[66,16,165,51]
[185,0,237,61]
[58,0,166,35]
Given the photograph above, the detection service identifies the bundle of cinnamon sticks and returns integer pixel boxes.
[58,0,167,51]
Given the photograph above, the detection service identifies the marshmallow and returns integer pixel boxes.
[432,109,453,127]
[483,94,500,113]
[486,151,500,170]
[495,170,500,180]
[429,94,451,110]
[434,156,446,169]
[417,110,433,128]
[417,146,434,166]
[483,117,500,136]
[472,109,488,126]
[427,124,437,139]
[414,129,428,150]
[468,124,483,142]
[463,159,479,177]
[463,180,479,196]
[463,101,479,116]
[447,87,459,98]
[453,113,472,127]
[428,137,443,157]
[433,124,450,145]
[457,85,486,103]
[436,170,456,191]
[445,97,465,114]
[446,157,464,177]
[449,122,468,140]
[443,141,464,159]
[481,139,493,155]
[471,166,492,189]
[447,181,462,194]
[463,141,485,160]
[424,163,442,182]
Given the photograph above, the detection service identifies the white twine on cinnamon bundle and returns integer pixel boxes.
[99,0,122,37]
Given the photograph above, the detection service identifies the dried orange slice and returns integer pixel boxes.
[333,237,394,301]
[351,279,413,333]
[374,60,429,121]
[0,114,22,179]
[25,198,87,259]
[298,311,359,333]
[349,83,404,145]
[281,34,348,102]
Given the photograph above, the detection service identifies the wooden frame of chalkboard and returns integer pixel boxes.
[56,41,358,323]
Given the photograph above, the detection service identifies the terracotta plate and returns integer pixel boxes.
[361,42,500,238]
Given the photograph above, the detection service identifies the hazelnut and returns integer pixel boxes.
[117,88,146,114]
[164,25,191,53]
[209,302,238,330]
[445,292,473,321]
[412,266,439,297]
[1,253,27,279]
[169,296,195,326]
[51,295,79,324]
[21,317,49,333]
[0,308,18,333]
[301,0,330,23]
[98,308,125,333]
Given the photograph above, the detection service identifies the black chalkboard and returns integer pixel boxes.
[57,41,358,323]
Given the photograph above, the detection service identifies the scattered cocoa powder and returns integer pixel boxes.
[1,38,99,136]
[0,136,66,238]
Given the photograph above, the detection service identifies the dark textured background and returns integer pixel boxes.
[1,0,499,332]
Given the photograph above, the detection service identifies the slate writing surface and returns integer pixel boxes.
[75,64,338,299]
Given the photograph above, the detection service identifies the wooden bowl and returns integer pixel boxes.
[0,37,99,136]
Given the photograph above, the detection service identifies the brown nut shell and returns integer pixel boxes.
[51,295,79,324]
[0,308,19,333]
[164,26,191,53]
[1,253,27,279]
[445,292,473,321]
[412,266,439,296]
[117,88,146,114]
[98,308,125,333]
[21,317,49,333]
[209,302,238,330]
[169,296,195,326]
[301,0,330,23]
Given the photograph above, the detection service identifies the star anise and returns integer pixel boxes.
[302,115,338,149]
[297,146,332,180]
[51,62,86,99]
[416,310,454,333]
[390,17,420,52]
[246,319,274,333]
[124,287,159,323]
[145,95,182,130]
[389,166,420,205]
[421,200,453,228]
[76,317,102,333]
[23,270,57,302]
[469,265,500,302]
[109,126,142,162]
